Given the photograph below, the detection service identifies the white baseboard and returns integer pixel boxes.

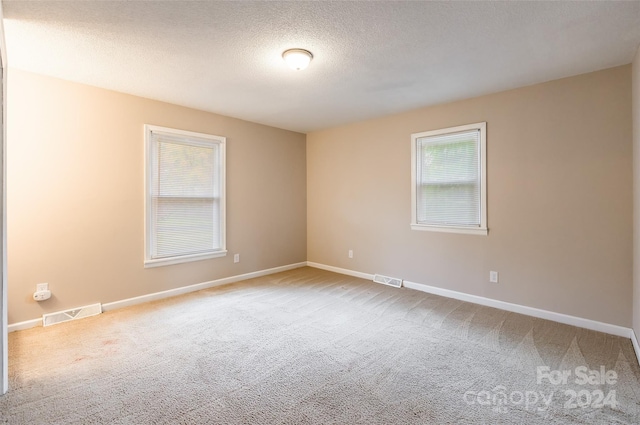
[102,262,306,312]
[306,262,633,339]
[632,330,640,367]
[306,262,374,280]
[8,318,41,333]
[9,262,307,332]
[403,280,631,338]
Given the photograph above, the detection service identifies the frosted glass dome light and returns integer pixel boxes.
[282,49,313,71]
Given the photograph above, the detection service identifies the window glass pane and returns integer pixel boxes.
[418,184,479,225]
[153,198,218,257]
[155,141,217,198]
[420,138,477,183]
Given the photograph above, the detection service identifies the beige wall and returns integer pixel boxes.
[7,69,307,324]
[633,48,640,337]
[8,65,634,329]
[308,65,632,327]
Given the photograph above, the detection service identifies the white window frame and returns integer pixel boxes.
[144,125,227,267]
[411,122,487,235]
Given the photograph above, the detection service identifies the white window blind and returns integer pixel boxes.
[411,122,487,235]
[145,125,226,267]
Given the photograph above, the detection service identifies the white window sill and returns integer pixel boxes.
[410,224,488,236]
[144,250,228,268]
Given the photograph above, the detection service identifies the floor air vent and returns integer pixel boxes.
[43,303,102,327]
[373,274,403,288]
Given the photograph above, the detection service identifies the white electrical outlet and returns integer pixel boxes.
[234,254,240,263]
[36,283,49,292]
[489,271,499,283]
[348,250,353,259]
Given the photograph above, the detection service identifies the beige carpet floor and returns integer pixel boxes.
[1,267,639,424]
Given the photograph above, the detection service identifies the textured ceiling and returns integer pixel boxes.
[3,1,640,133]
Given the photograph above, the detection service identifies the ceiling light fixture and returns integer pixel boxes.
[282,48,313,71]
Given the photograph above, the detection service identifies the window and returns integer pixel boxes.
[144,125,226,267]
[411,122,487,235]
